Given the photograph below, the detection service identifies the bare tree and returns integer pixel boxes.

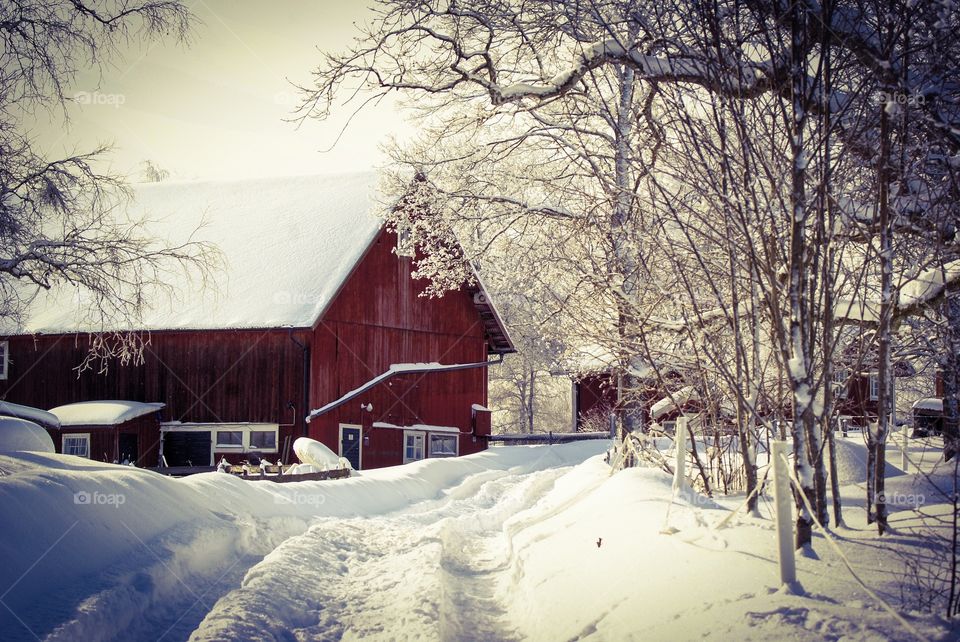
[0,1,216,368]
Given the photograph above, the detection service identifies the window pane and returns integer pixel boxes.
[64,436,88,457]
[250,431,276,449]
[405,434,424,460]
[429,435,457,456]
[216,431,242,446]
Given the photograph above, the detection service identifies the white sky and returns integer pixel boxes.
[30,0,410,181]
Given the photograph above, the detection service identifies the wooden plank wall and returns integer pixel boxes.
[2,329,310,448]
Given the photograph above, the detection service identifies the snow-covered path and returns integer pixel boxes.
[2,439,956,641]
[190,464,592,640]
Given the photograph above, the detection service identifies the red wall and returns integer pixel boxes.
[307,230,491,468]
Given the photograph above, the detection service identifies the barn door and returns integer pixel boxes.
[118,433,138,464]
[339,425,362,470]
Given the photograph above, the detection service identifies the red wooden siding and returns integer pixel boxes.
[835,374,879,426]
[1,329,310,462]
[307,229,491,468]
[46,414,161,465]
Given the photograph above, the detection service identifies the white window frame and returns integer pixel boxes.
[396,224,414,257]
[869,374,880,400]
[62,433,90,458]
[428,433,458,458]
[403,430,425,463]
[833,368,848,399]
[215,430,244,448]
[0,340,8,380]
[248,429,278,451]
[162,423,279,466]
[662,420,677,435]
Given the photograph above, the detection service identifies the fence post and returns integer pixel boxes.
[771,440,797,588]
[901,423,909,473]
[673,416,688,494]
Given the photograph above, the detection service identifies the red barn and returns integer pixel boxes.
[0,173,513,470]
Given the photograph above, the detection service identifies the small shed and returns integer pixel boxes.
[47,401,165,465]
[912,397,944,437]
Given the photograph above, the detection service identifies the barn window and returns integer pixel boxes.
[662,420,677,434]
[403,431,424,463]
[216,431,243,447]
[832,369,848,398]
[0,340,7,380]
[62,434,90,458]
[869,375,880,400]
[429,434,458,457]
[396,224,414,257]
[249,430,277,450]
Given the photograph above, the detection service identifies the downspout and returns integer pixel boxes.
[289,329,310,438]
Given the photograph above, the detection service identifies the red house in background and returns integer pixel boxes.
[0,172,513,470]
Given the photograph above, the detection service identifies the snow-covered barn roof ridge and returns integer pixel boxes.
[16,172,383,332]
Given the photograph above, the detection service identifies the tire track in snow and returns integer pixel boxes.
[189,465,576,641]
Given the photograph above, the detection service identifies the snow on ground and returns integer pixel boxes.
[0,438,957,641]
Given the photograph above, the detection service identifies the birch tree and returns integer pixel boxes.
[304,0,960,544]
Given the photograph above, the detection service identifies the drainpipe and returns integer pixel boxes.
[289,329,310,438]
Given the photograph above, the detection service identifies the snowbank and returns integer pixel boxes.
[0,441,607,640]
[0,418,55,453]
[48,400,165,426]
[829,437,904,485]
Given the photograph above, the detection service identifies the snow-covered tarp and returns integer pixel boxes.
[0,417,55,453]
[0,401,60,429]
[11,172,381,333]
[48,401,166,426]
[292,437,345,470]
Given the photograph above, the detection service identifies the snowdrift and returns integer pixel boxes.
[829,437,904,485]
[0,442,607,640]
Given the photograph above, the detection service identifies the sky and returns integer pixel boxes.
[31,0,410,181]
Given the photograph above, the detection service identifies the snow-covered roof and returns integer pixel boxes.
[48,401,166,426]
[371,422,462,434]
[650,386,699,420]
[561,344,653,378]
[308,360,497,420]
[15,172,381,333]
[912,398,943,412]
[0,401,60,429]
